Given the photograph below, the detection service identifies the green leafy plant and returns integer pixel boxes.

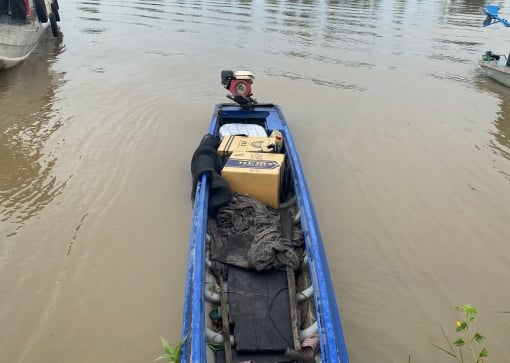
[155,336,184,363]
[433,304,488,363]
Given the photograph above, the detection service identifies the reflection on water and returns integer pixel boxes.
[492,107,510,161]
[479,74,510,162]
[0,38,66,239]
[472,64,510,162]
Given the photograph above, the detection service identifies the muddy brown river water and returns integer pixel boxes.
[1,0,510,362]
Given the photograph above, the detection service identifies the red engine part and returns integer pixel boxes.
[228,79,252,97]
[24,0,31,15]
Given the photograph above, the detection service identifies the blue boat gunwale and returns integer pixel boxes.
[181,102,349,363]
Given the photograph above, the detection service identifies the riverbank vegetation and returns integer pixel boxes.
[433,304,488,363]
[157,304,488,363]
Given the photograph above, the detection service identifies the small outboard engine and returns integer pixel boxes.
[221,70,256,106]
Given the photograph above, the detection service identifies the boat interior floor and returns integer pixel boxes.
[230,267,292,350]
[216,349,294,363]
[209,195,308,363]
[216,267,294,363]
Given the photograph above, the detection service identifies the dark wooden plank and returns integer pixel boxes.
[228,266,293,352]
[216,348,294,363]
[280,208,301,352]
[219,275,233,363]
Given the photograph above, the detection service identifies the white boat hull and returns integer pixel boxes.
[0,17,49,70]
[479,60,510,88]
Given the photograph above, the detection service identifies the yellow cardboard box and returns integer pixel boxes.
[221,152,285,209]
[217,136,277,156]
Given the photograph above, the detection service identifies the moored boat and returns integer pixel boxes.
[0,0,61,70]
[181,71,349,363]
[479,5,510,87]
[479,52,510,88]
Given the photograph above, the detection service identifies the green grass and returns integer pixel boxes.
[155,336,185,363]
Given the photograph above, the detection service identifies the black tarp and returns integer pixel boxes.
[190,134,232,217]
[0,0,28,20]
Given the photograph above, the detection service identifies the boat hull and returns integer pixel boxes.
[0,0,57,71]
[0,18,49,70]
[181,103,349,363]
[479,60,510,88]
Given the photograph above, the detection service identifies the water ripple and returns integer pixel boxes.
[0,42,67,238]
[265,69,366,91]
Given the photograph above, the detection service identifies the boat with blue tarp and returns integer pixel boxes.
[479,5,510,87]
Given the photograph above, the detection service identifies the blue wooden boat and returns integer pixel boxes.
[181,71,349,363]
